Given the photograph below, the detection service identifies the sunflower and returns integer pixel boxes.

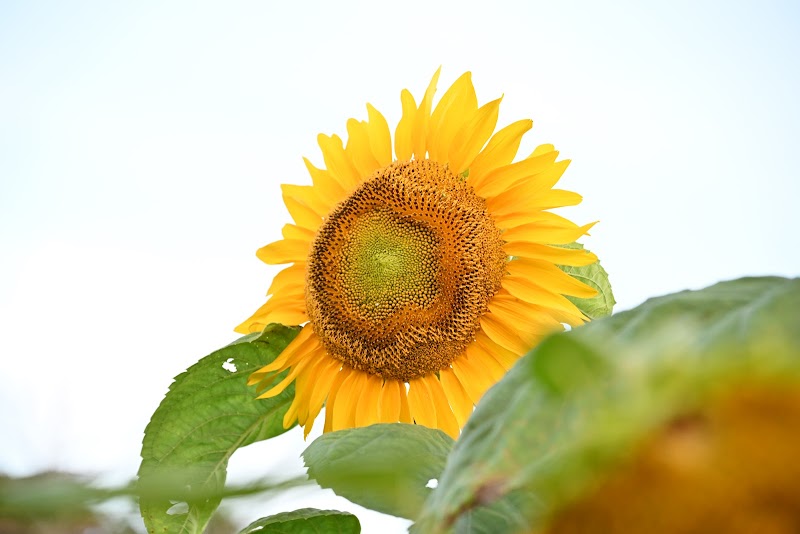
[237,69,599,439]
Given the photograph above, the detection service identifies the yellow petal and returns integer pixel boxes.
[283,194,323,231]
[502,242,598,266]
[394,89,417,161]
[249,305,307,328]
[423,374,460,439]
[468,119,533,187]
[355,374,383,427]
[281,184,328,218]
[474,151,560,199]
[256,348,317,400]
[295,353,330,426]
[487,294,562,334]
[464,341,506,383]
[378,379,402,423]
[332,370,364,431]
[520,209,595,228]
[531,189,584,210]
[398,380,413,423]
[502,220,597,246]
[474,330,521,370]
[449,97,502,174]
[346,118,380,179]
[283,395,302,429]
[238,290,306,333]
[318,133,362,191]
[287,352,324,427]
[241,290,306,327]
[525,302,586,328]
[234,321,257,335]
[248,325,315,383]
[252,331,319,383]
[479,312,532,354]
[428,72,477,162]
[281,224,315,241]
[256,239,310,265]
[304,356,342,438]
[407,378,436,428]
[451,356,493,405]
[532,143,555,156]
[234,315,268,334]
[507,258,598,298]
[366,103,392,167]
[439,367,474,427]
[503,276,587,318]
[517,158,572,197]
[324,366,352,432]
[484,160,570,215]
[267,263,306,296]
[303,157,346,201]
[412,67,441,160]
[486,211,536,229]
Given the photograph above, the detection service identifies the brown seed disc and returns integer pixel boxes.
[306,160,506,382]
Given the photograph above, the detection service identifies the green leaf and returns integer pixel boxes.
[239,508,360,534]
[0,472,106,521]
[531,334,610,395]
[416,277,800,533]
[0,472,309,523]
[303,423,454,520]
[445,492,531,534]
[138,324,300,534]
[557,243,615,319]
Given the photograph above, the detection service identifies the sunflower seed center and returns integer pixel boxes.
[306,160,506,381]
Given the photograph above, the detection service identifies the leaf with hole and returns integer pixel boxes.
[138,324,300,534]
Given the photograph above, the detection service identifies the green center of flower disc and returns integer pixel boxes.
[306,160,506,382]
[341,210,439,320]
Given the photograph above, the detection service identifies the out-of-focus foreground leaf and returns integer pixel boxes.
[416,276,800,533]
[239,508,360,534]
[0,471,307,528]
[0,472,104,521]
[303,424,454,520]
[138,324,300,534]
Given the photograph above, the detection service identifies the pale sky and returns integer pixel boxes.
[1,1,799,532]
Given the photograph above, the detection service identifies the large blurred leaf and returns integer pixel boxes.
[446,492,531,534]
[416,277,800,533]
[303,423,454,520]
[0,472,107,521]
[239,508,360,534]
[138,324,300,534]
[558,243,615,319]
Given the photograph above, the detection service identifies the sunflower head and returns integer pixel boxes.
[238,69,600,439]
[307,159,507,382]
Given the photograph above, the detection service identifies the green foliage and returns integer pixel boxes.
[445,492,531,534]
[239,508,360,534]
[0,471,308,528]
[303,424,454,520]
[415,277,800,533]
[558,243,615,319]
[128,276,800,533]
[138,324,300,534]
[0,472,112,522]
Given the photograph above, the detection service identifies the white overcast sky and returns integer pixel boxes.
[1,1,799,532]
